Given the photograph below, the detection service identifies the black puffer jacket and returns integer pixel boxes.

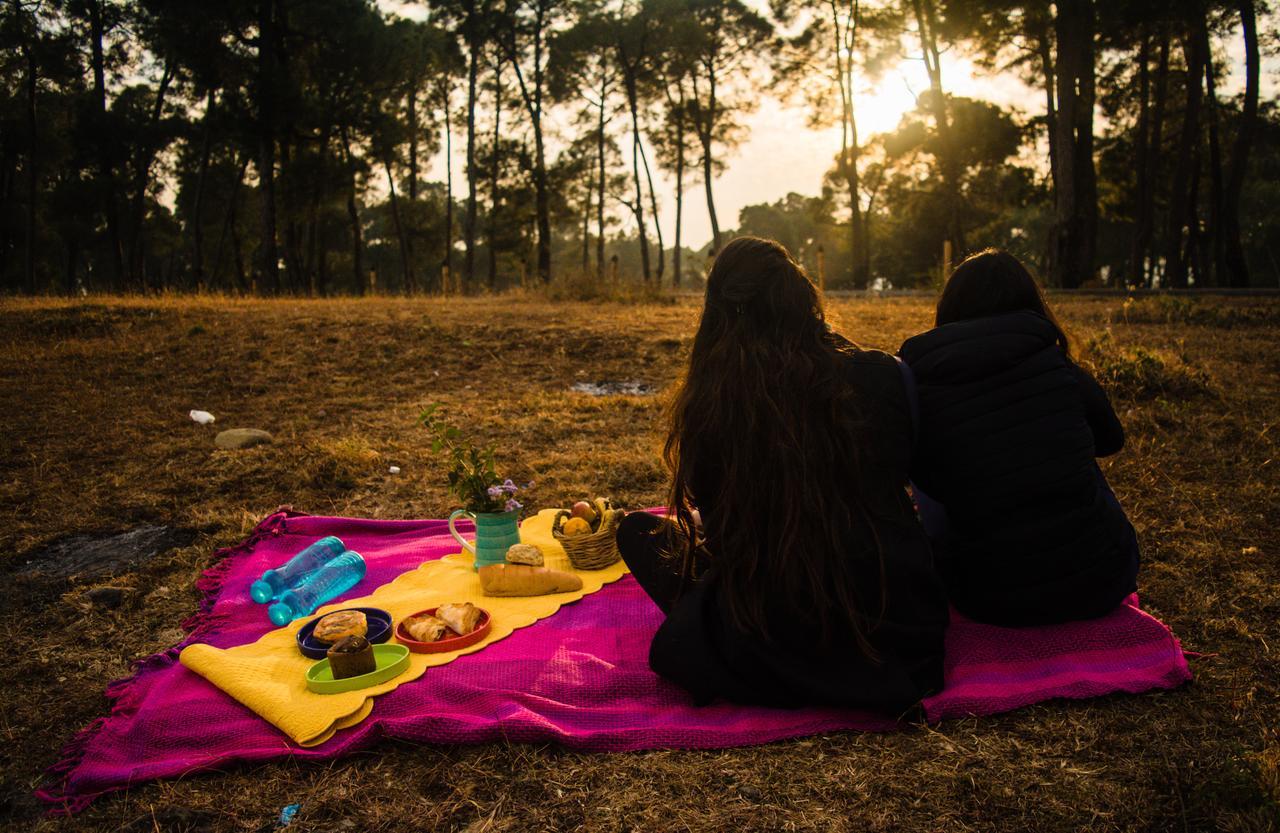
[898,312,1138,625]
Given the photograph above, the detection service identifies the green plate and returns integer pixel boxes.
[306,644,411,694]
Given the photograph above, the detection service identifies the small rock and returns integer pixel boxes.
[738,785,762,801]
[214,428,274,450]
[86,586,127,609]
[188,409,215,425]
[388,465,401,475]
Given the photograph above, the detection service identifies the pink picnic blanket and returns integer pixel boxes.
[39,511,1191,815]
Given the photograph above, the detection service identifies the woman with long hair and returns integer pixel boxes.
[615,236,948,713]
[899,249,1138,626]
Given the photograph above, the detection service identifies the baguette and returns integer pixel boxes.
[478,563,584,597]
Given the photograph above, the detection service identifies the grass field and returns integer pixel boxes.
[1,293,1277,832]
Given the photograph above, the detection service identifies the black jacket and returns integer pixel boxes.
[649,349,949,714]
[898,312,1138,626]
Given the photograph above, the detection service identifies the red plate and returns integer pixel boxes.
[395,606,493,653]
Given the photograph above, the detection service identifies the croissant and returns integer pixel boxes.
[403,613,448,642]
[478,563,584,597]
[436,602,484,635]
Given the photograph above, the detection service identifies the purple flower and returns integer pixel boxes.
[502,479,518,493]
[504,497,522,512]
[487,485,503,498]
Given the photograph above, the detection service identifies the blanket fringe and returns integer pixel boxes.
[36,508,303,816]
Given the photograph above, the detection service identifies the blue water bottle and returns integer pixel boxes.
[268,550,367,626]
[249,536,347,603]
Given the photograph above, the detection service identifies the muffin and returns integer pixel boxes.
[326,635,376,679]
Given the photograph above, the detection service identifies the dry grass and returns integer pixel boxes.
[0,293,1277,832]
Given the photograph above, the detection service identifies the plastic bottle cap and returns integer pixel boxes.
[250,580,274,604]
[268,602,293,626]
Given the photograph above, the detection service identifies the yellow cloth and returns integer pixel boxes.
[179,509,628,746]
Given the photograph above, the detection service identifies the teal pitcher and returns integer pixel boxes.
[448,509,521,569]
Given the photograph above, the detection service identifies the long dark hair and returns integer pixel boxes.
[936,249,1072,358]
[663,236,885,655]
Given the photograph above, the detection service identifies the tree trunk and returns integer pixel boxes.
[1129,32,1151,287]
[191,91,216,289]
[913,0,964,260]
[443,86,454,293]
[1049,0,1097,288]
[464,20,479,291]
[625,73,650,281]
[127,57,174,288]
[212,152,247,291]
[408,87,418,201]
[22,38,37,294]
[1202,14,1225,286]
[701,65,722,254]
[534,16,552,283]
[488,66,501,290]
[596,80,607,280]
[1222,0,1258,286]
[340,127,364,294]
[255,0,279,294]
[385,157,414,293]
[581,178,591,272]
[640,135,664,282]
[89,0,125,291]
[1164,24,1205,289]
[673,109,684,288]
[1145,31,1171,286]
[278,138,305,293]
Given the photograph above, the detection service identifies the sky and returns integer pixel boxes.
[384,1,1277,251]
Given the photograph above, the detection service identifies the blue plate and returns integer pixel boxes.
[295,607,393,659]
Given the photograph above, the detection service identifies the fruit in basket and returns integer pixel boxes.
[562,517,592,537]
[570,501,598,524]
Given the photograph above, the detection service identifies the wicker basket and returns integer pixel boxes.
[552,497,623,570]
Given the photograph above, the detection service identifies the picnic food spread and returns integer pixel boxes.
[179,507,633,745]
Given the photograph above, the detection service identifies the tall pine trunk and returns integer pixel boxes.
[464,18,479,291]
[191,91,216,289]
[625,72,650,281]
[255,0,279,294]
[339,127,363,295]
[1050,0,1097,288]
[1222,0,1258,286]
[22,38,37,294]
[1202,14,1226,286]
[89,0,125,291]
[127,58,174,289]
[596,81,607,280]
[640,136,663,282]
[1164,23,1205,289]
[673,109,684,288]
[488,66,501,290]
[385,158,414,293]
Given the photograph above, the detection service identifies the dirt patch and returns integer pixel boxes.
[14,525,197,582]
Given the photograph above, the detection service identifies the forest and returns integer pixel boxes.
[0,0,1274,295]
